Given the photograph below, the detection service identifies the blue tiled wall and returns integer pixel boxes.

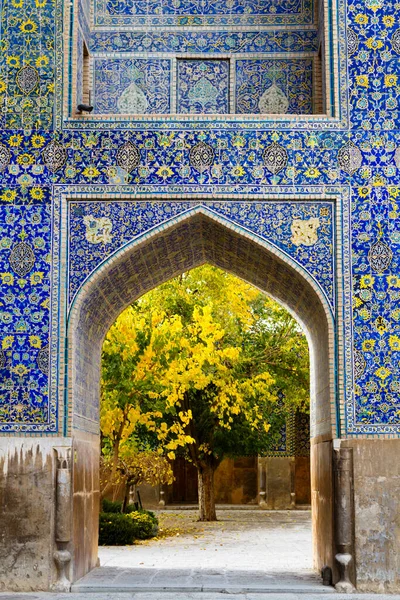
[0,0,399,437]
[94,0,313,26]
[89,0,318,115]
[235,59,313,114]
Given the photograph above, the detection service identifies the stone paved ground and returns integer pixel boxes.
[74,509,325,593]
[1,593,400,599]
[3,510,397,598]
[98,509,314,572]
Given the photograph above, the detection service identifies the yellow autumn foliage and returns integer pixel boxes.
[101,265,309,504]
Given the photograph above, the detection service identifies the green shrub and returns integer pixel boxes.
[128,510,158,539]
[99,509,159,545]
[101,499,122,513]
[125,505,157,523]
[99,512,137,545]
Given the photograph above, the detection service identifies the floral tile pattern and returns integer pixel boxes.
[0,200,53,431]
[68,200,334,307]
[0,0,55,130]
[93,59,171,114]
[94,0,313,27]
[0,0,399,438]
[235,59,313,114]
[90,30,319,54]
[177,60,230,114]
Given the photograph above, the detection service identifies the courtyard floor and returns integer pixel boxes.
[98,508,313,572]
[2,510,400,599]
[73,508,329,594]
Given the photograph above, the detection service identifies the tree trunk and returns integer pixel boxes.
[100,439,120,500]
[121,483,130,513]
[197,463,217,521]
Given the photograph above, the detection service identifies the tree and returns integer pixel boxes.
[239,294,309,411]
[100,446,174,511]
[144,304,277,520]
[101,265,310,521]
[100,306,163,499]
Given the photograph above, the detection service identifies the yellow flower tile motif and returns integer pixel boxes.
[384,75,398,88]
[304,167,321,178]
[0,272,15,285]
[12,364,30,377]
[366,37,383,50]
[2,336,14,349]
[30,271,44,285]
[358,308,370,321]
[354,13,368,24]
[31,134,46,148]
[17,153,35,166]
[1,189,17,202]
[387,275,400,288]
[19,19,38,33]
[382,15,394,27]
[356,75,369,87]
[375,366,391,380]
[156,166,174,179]
[9,134,23,146]
[83,166,101,179]
[6,55,20,68]
[358,187,370,197]
[389,336,400,351]
[35,56,49,68]
[359,275,375,288]
[29,335,42,348]
[231,166,245,177]
[30,187,45,200]
[362,339,376,352]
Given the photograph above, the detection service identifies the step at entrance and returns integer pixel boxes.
[71,567,336,594]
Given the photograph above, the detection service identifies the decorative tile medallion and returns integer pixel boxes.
[235,59,313,114]
[177,60,230,114]
[93,59,171,114]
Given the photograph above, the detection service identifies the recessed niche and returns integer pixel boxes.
[71,0,335,118]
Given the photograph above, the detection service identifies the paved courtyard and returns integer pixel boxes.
[1,510,400,598]
[74,509,328,593]
[98,509,314,572]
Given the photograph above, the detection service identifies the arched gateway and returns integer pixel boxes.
[1,188,396,593]
[0,0,400,589]
[67,204,337,583]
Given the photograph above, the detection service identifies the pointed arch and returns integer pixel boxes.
[66,207,337,582]
[68,206,336,439]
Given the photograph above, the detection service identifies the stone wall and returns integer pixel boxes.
[342,439,400,593]
[72,432,100,583]
[0,439,67,591]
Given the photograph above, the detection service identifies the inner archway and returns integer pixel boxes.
[67,208,337,584]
